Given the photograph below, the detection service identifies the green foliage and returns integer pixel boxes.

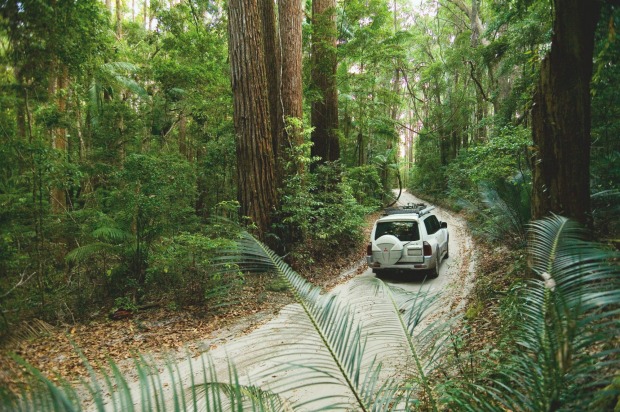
[447,126,531,194]
[336,0,405,171]
[276,162,368,261]
[4,216,617,412]
[344,165,384,208]
[443,126,532,245]
[447,216,620,411]
[478,177,531,245]
[408,131,444,196]
[147,233,241,307]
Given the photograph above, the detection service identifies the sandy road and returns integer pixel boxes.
[98,190,476,411]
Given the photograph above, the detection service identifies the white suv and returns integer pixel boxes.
[366,204,449,278]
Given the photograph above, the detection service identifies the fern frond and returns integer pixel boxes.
[99,62,148,98]
[92,226,130,243]
[66,242,117,263]
[455,215,620,411]
[210,232,447,410]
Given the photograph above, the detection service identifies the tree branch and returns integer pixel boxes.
[1,272,35,299]
[465,60,490,102]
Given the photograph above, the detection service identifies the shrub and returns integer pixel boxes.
[344,165,384,208]
[146,233,241,308]
[275,162,369,263]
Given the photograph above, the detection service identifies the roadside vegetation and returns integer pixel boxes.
[2,215,618,411]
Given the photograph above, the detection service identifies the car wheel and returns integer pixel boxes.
[430,253,439,279]
[444,238,449,260]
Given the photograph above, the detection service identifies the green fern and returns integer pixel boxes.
[450,215,620,411]
[65,242,117,264]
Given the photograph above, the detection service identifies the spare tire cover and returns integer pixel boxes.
[374,235,404,265]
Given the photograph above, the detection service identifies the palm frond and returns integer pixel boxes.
[194,381,294,411]
[453,215,620,411]
[8,354,79,411]
[210,232,451,411]
[357,278,455,411]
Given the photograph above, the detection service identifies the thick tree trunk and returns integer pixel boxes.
[279,0,304,168]
[259,0,283,172]
[228,0,278,237]
[531,0,601,226]
[311,0,339,164]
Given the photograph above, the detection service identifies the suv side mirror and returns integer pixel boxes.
[440,222,448,229]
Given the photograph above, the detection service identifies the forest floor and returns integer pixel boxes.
[0,216,376,396]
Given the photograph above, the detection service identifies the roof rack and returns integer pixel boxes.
[383,202,435,217]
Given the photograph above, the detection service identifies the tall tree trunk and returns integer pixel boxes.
[15,68,27,142]
[311,0,339,164]
[178,113,188,160]
[228,0,278,237]
[144,0,149,30]
[259,0,283,174]
[531,0,601,226]
[116,0,123,38]
[50,66,69,213]
[279,0,304,173]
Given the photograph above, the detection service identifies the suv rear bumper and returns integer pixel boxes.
[367,256,434,270]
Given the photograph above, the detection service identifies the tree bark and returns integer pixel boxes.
[50,66,69,213]
[279,0,304,168]
[116,0,123,38]
[259,0,284,173]
[311,0,339,164]
[531,0,601,226]
[228,0,279,237]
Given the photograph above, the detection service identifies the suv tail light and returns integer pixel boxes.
[423,241,432,256]
[366,243,372,256]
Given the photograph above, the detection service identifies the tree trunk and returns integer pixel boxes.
[178,113,188,160]
[531,0,601,226]
[144,0,149,30]
[50,66,69,213]
[228,0,278,237]
[259,0,283,175]
[279,0,304,173]
[116,0,123,38]
[15,68,27,142]
[311,0,339,164]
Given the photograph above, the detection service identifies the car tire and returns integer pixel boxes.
[444,238,449,260]
[430,253,439,279]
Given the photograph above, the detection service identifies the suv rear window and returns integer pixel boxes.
[375,221,420,241]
